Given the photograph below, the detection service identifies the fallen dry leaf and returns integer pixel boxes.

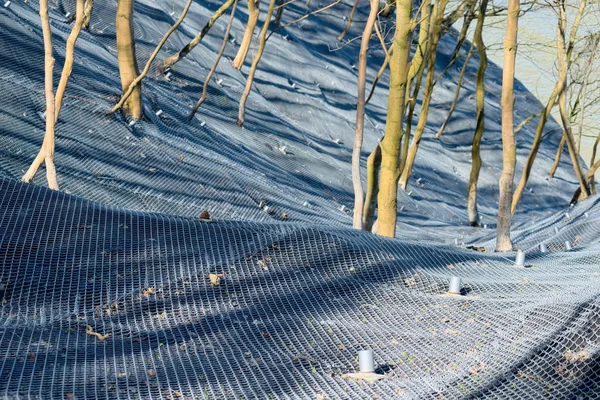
[209,273,221,286]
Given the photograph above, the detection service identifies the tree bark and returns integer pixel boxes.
[162,0,236,71]
[273,0,285,28]
[111,0,193,115]
[549,133,566,177]
[116,0,142,119]
[22,0,85,190]
[556,0,589,200]
[399,0,429,174]
[352,0,379,229]
[351,0,379,229]
[362,143,381,231]
[511,0,586,215]
[495,0,519,252]
[236,0,277,127]
[466,0,487,227]
[376,0,412,238]
[338,0,359,41]
[434,41,474,138]
[398,0,448,190]
[189,0,239,119]
[232,0,260,69]
[83,0,93,31]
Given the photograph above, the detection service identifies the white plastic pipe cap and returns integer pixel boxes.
[515,250,525,267]
[448,276,461,295]
[358,349,374,373]
[565,241,572,251]
[554,226,560,234]
[539,243,547,253]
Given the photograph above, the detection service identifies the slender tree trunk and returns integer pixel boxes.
[575,35,598,152]
[189,0,239,119]
[398,0,448,190]
[351,0,379,229]
[338,0,359,41]
[511,0,586,215]
[376,0,412,238]
[433,0,476,87]
[55,0,85,119]
[510,89,562,216]
[116,0,142,119]
[380,0,395,18]
[399,0,430,174]
[556,0,589,200]
[466,0,487,227]
[237,0,277,127]
[273,0,285,28]
[495,0,519,252]
[588,133,600,194]
[162,0,236,71]
[434,42,474,138]
[83,0,93,31]
[362,143,381,231]
[22,0,84,190]
[232,0,260,69]
[549,133,566,177]
[110,0,193,115]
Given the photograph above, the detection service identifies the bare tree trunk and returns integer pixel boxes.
[434,42,474,138]
[55,0,85,118]
[162,0,236,71]
[189,0,239,119]
[511,0,586,215]
[338,0,359,41]
[116,0,142,119]
[362,143,381,231]
[22,0,85,190]
[273,0,285,28]
[495,0,519,252]
[399,0,430,174]
[83,0,93,31]
[380,0,395,18]
[232,0,260,69]
[466,0,487,227]
[237,0,277,127]
[376,0,412,238]
[351,0,379,229]
[549,133,566,177]
[110,0,193,115]
[556,0,589,200]
[433,0,476,87]
[590,133,600,194]
[398,0,448,190]
[575,35,598,152]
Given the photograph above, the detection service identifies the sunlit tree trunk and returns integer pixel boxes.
[22,0,85,189]
[110,0,193,115]
[362,143,381,231]
[116,0,142,119]
[466,0,487,227]
[399,0,429,174]
[352,0,379,229]
[376,0,412,238]
[232,0,260,69]
[338,0,359,41]
[511,0,586,215]
[190,0,239,119]
[236,0,277,126]
[83,0,93,30]
[556,0,589,200]
[398,0,448,190]
[496,0,519,252]
[162,0,236,71]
